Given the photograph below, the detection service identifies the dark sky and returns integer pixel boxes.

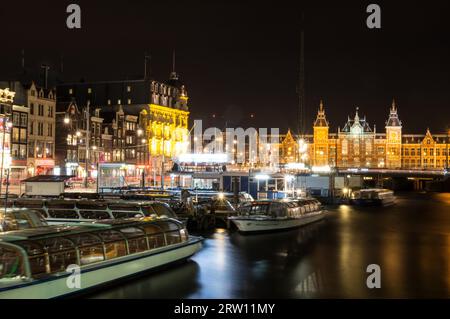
[0,0,449,134]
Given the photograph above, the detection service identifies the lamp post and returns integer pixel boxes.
[161,133,165,190]
[84,102,90,189]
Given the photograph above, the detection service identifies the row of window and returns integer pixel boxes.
[11,127,27,143]
[403,148,448,156]
[12,112,27,127]
[29,103,54,118]
[28,142,54,158]
[29,122,53,137]
[11,144,27,160]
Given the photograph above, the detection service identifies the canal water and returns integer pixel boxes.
[89,192,450,298]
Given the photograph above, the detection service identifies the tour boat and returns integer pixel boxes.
[2,198,186,225]
[229,199,326,233]
[0,217,203,299]
[350,188,396,206]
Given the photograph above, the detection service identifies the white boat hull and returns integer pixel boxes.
[0,237,202,299]
[230,211,326,233]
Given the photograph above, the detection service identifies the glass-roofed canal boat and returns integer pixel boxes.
[0,213,203,299]
[229,199,326,233]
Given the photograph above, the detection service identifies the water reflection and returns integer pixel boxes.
[88,193,450,298]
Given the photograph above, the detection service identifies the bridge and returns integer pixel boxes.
[336,167,447,178]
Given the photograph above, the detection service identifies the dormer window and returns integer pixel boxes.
[127,86,131,92]
[88,88,92,94]
[69,88,73,95]
[107,99,111,105]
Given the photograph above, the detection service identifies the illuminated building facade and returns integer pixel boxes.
[0,81,57,178]
[55,69,189,186]
[0,88,14,178]
[279,100,449,169]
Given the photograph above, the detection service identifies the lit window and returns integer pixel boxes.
[88,88,92,94]
[69,88,73,94]
[128,99,131,105]
[127,86,131,92]
[118,99,121,105]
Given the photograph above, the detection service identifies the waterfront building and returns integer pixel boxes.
[55,69,190,186]
[0,88,14,186]
[0,81,56,177]
[299,100,449,169]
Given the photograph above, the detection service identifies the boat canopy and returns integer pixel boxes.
[0,218,188,281]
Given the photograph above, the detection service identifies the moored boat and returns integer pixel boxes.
[350,188,396,206]
[229,199,326,233]
[0,217,202,299]
[1,198,186,226]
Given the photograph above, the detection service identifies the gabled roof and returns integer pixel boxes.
[313,100,329,127]
[386,99,402,127]
[341,108,373,133]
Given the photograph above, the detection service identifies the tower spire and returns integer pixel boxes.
[391,98,396,112]
[314,100,328,127]
[354,107,360,122]
[169,50,179,81]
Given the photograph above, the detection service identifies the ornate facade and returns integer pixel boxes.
[280,100,449,169]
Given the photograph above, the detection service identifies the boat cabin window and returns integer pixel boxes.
[270,203,286,217]
[248,204,270,215]
[35,209,48,218]
[79,210,111,220]
[15,200,44,209]
[40,238,78,273]
[77,201,108,210]
[0,244,26,280]
[2,211,48,231]
[238,203,252,214]
[155,221,182,245]
[140,205,156,216]
[98,230,127,259]
[108,204,140,211]
[16,241,47,277]
[212,200,235,211]
[112,211,144,219]
[119,227,148,253]
[151,203,177,218]
[48,210,80,219]
[141,224,166,248]
[66,233,104,265]
[46,201,76,209]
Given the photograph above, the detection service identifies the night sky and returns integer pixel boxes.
[0,0,449,134]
